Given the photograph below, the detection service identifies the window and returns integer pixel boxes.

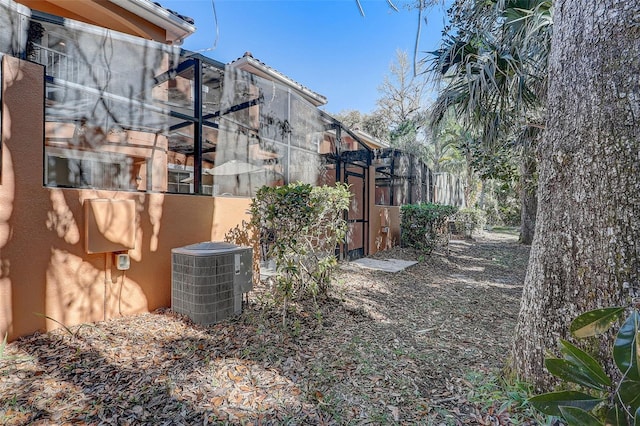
[46,152,141,190]
[36,17,184,193]
[31,14,334,197]
[167,169,192,194]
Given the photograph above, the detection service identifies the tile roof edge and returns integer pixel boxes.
[229,52,328,107]
[109,0,196,43]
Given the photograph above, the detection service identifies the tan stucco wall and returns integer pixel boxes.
[0,56,46,340]
[211,197,252,241]
[1,56,251,341]
[369,205,401,255]
[0,58,401,341]
[368,164,400,255]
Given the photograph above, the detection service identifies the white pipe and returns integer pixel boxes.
[119,271,126,317]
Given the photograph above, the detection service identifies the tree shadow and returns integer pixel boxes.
[0,233,530,424]
[5,329,219,424]
[2,310,324,424]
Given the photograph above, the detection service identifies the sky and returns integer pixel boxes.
[160,0,449,115]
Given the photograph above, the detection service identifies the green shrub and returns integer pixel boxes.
[483,205,503,226]
[499,205,521,226]
[400,203,458,253]
[250,183,351,324]
[453,207,487,237]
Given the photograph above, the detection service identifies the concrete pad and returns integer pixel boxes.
[350,258,418,273]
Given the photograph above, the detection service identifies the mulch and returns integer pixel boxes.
[0,231,531,425]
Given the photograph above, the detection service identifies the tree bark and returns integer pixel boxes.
[509,1,640,388]
[464,151,476,207]
[519,133,538,245]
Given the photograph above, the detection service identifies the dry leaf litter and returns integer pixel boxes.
[1,230,530,425]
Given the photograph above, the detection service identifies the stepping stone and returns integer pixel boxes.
[350,258,418,273]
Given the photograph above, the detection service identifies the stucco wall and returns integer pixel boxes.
[369,205,401,254]
[1,56,251,341]
[367,162,401,255]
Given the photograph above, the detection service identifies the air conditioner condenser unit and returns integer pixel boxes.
[171,242,253,325]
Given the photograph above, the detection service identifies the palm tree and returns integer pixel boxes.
[428,0,551,243]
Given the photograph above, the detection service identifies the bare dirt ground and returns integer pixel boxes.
[0,230,531,425]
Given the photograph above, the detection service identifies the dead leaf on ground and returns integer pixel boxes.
[0,231,529,424]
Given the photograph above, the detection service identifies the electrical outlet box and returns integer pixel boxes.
[115,253,130,270]
[84,199,136,253]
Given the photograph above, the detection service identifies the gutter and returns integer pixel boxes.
[233,55,328,107]
[353,129,390,149]
[107,0,196,44]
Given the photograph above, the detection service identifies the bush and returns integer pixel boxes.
[529,306,640,425]
[400,203,458,253]
[250,183,351,323]
[499,205,521,226]
[453,207,487,238]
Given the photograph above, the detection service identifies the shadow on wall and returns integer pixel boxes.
[0,57,151,339]
[0,131,15,339]
[44,190,151,330]
[0,55,250,342]
[0,54,215,342]
[1,57,50,340]
[35,188,191,336]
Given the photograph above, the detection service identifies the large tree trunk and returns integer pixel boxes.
[464,151,476,207]
[509,1,640,388]
[518,132,538,245]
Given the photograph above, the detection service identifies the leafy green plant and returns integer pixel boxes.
[452,207,487,238]
[499,204,521,227]
[464,371,551,424]
[528,306,640,425]
[400,203,457,253]
[250,183,351,325]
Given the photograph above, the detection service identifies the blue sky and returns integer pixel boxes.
[161,0,449,114]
